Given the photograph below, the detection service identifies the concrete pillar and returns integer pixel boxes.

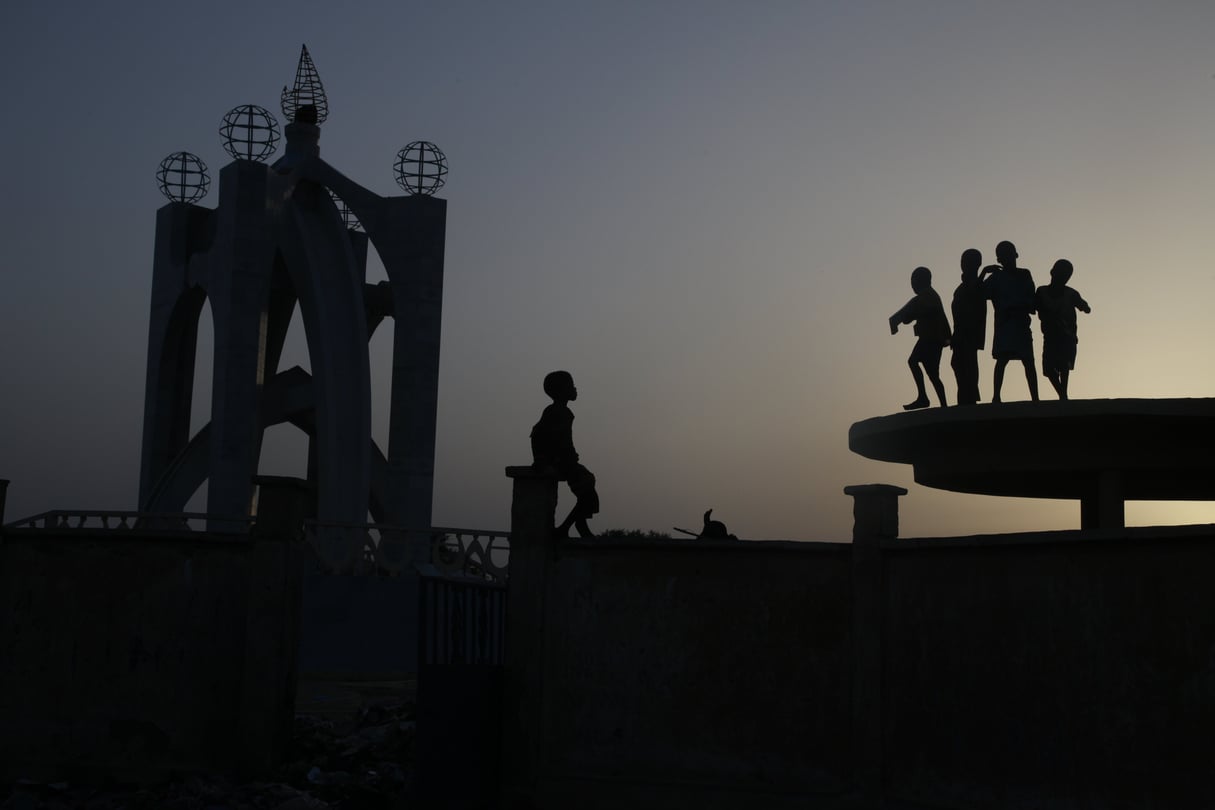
[139,203,211,509]
[846,483,906,543]
[380,195,447,530]
[206,160,276,527]
[501,465,559,804]
[252,476,311,539]
[1081,470,1125,530]
[844,483,906,806]
[241,476,306,775]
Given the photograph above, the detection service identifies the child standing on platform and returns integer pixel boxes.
[1035,259,1091,400]
[889,266,951,410]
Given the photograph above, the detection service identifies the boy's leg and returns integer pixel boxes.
[565,465,599,537]
[904,359,930,410]
[1058,369,1070,400]
[1042,343,1064,399]
[1044,367,1063,399]
[954,350,979,405]
[925,350,947,407]
[557,510,594,539]
[950,350,976,405]
[1023,358,1040,401]
[967,351,981,404]
[929,374,947,407]
[555,508,573,537]
[950,351,965,404]
[992,359,1008,403]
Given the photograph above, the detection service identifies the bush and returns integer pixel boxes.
[597,528,673,540]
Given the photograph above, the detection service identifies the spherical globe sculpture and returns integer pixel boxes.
[156,152,210,203]
[394,141,447,196]
[220,104,280,162]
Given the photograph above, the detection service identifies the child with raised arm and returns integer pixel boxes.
[530,370,600,538]
[889,266,951,410]
[1035,259,1091,400]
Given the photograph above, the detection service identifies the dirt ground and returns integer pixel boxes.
[0,676,418,810]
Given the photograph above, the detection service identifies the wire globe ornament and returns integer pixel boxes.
[281,44,328,124]
[329,189,362,231]
[394,141,448,196]
[156,152,210,203]
[219,104,280,162]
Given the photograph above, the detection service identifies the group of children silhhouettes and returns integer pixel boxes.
[530,243,1089,538]
[889,240,1091,409]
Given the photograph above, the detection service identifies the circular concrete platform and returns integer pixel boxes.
[848,398,1215,528]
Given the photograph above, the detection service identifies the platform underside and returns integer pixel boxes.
[849,398,1215,501]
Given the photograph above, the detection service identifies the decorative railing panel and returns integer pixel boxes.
[3,511,232,533]
[418,573,507,666]
[429,528,510,582]
[302,522,510,580]
[5,512,510,581]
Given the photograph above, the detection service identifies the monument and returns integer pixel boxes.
[139,46,449,530]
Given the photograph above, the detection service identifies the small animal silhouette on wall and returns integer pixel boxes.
[674,509,738,540]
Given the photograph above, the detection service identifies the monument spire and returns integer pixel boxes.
[281,44,328,124]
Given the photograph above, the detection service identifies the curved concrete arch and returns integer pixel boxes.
[138,284,208,508]
[272,186,372,524]
[145,365,394,523]
[302,156,446,528]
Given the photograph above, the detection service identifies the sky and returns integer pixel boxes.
[2,1,1215,541]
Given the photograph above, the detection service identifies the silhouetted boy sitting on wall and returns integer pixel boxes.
[531,370,600,538]
[1035,259,1091,400]
[889,266,951,410]
[950,249,986,406]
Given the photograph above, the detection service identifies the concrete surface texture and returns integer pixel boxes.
[0,525,303,782]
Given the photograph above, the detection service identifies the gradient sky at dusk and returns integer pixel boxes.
[2,1,1214,540]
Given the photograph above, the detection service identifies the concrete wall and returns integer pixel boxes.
[883,526,1215,809]
[502,470,1215,809]
[502,468,856,809]
[0,527,303,782]
[541,540,853,797]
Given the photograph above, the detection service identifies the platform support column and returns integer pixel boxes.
[1081,470,1124,530]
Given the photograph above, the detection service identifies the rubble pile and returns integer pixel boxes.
[0,702,416,810]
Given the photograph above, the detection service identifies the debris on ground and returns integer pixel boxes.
[0,701,416,810]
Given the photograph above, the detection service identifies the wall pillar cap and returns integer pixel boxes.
[844,483,908,497]
[506,465,559,480]
[254,475,312,491]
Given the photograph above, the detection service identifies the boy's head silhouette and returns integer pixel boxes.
[543,370,577,402]
[960,248,982,281]
[1050,259,1074,285]
[995,240,1018,268]
[910,266,932,294]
